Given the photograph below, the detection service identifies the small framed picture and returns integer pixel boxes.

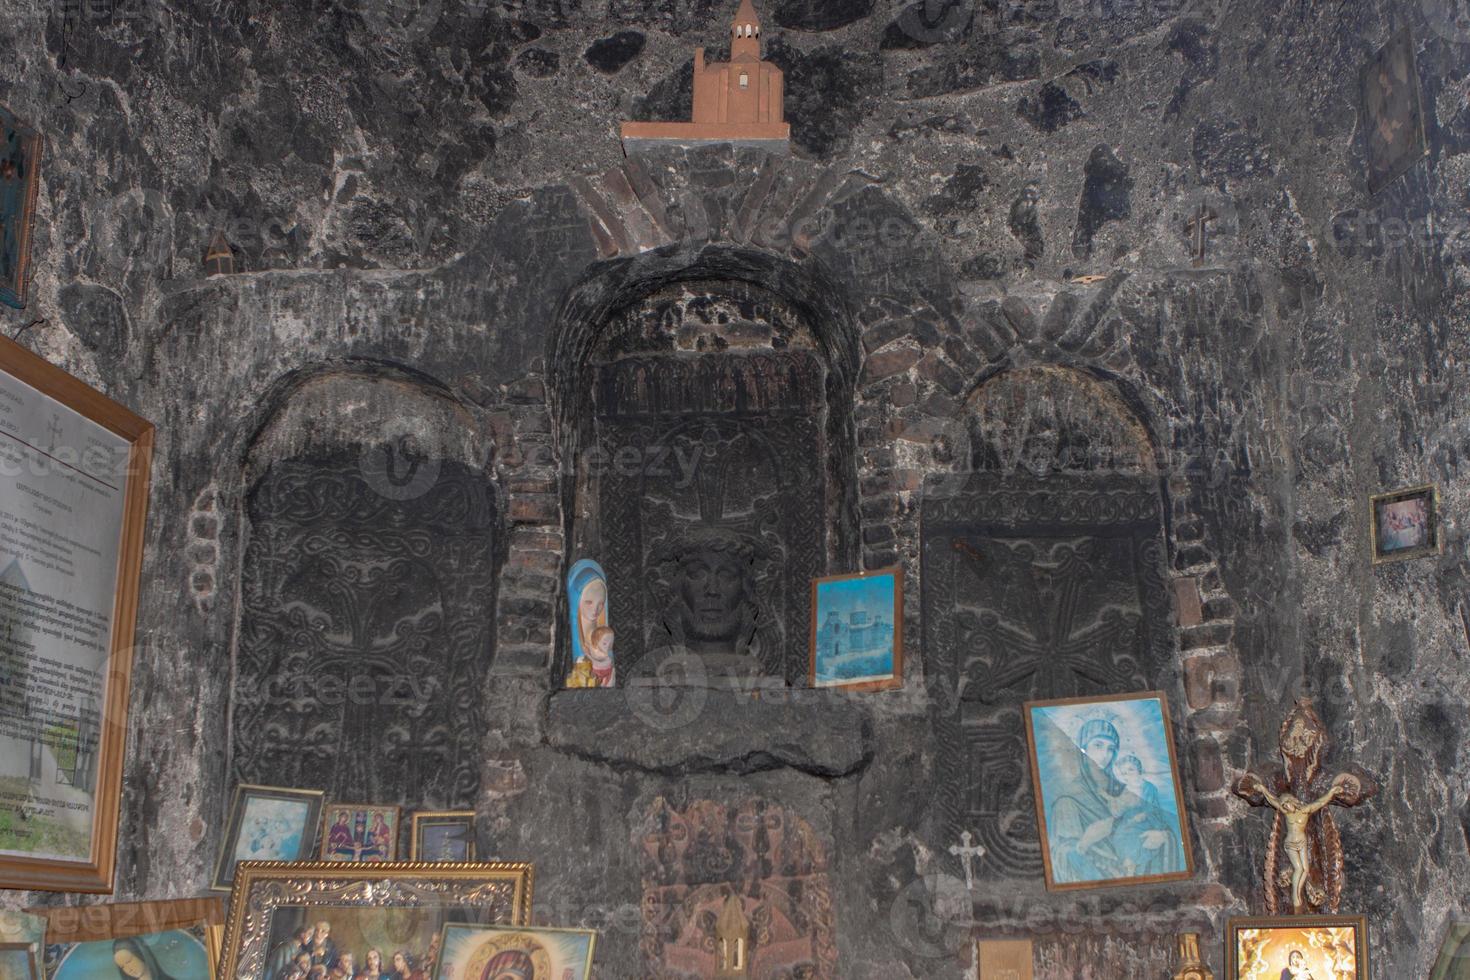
[320,804,403,863]
[211,784,325,892]
[1024,691,1193,891]
[1431,920,1470,980]
[32,898,223,980]
[1362,26,1428,195]
[0,943,38,980]
[411,811,477,862]
[0,104,43,309]
[809,566,904,691]
[434,924,596,980]
[1226,915,1367,979]
[1370,483,1441,563]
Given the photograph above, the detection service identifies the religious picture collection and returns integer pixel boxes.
[3,0,1455,974]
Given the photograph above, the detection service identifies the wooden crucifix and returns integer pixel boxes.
[1232,698,1378,914]
[1185,202,1217,267]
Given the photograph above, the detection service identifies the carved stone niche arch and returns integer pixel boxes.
[922,365,1177,887]
[548,251,862,688]
[227,367,502,809]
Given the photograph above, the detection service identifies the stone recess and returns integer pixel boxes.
[0,0,1466,977]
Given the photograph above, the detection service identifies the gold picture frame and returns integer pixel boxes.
[218,860,534,979]
[808,565,904,692]
[1370,483,1441,563]
[1226,914,1367,979]
[411,811,477,862]
[31,898,223,979]
[0,335,155,892]
[434,924,597,980]
[1024,690,1194,891]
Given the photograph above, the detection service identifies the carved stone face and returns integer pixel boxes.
[676,545,749,642]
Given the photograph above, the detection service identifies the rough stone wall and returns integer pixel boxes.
[0,0,1465,976]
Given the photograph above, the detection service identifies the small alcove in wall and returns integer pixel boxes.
[923,365,1179,885]
[226,366,503,810]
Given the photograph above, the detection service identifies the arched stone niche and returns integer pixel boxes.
[922,365,1176,887]
[228,368,502,809]
[552,263,861,688]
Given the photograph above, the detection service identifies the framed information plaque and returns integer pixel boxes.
[0,336,154,891]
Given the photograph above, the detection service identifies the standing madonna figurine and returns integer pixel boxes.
[1232,699,1379,914]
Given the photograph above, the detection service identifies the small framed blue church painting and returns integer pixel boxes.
[1024,691,1193,891]
[809,567,903,692]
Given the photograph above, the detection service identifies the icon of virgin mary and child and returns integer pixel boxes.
[564,560,615,689]
[1038,715,1186,885]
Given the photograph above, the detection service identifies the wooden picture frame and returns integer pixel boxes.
[0,335,154,892]
[1226,915,1367,979]
[411,810,477,862]
[809,566,903,692]
[0,104,43,310]
[1370,483,1441,563]
[211,784,326,892]
[218,860,534,979]
[1024,690,1193,891]
[434,924,597,980]
[31,898,223,979]
[0,942,39,980]
[319,803,403,863]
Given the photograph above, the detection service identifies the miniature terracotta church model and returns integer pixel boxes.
[621,0,790,153]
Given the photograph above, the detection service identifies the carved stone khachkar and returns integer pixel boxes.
[923,472,1173,881]
[1232,698,1379,914]
[923,368,1171,886]
[231,451,498,807]
[585,285,840,687]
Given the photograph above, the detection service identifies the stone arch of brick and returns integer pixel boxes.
[926,310,1251,863]
[537,243,867,682]
[190,360,498,622]
[487,153,970,677]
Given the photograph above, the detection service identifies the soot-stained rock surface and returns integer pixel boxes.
[1,0,1468,977]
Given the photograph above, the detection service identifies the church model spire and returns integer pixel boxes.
[620,0,790,154]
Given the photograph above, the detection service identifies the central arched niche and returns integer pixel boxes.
[563,276,858,687]
[228,369,501,809]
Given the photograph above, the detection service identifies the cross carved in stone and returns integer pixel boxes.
[1186,203,1217,267]
[1232,698,1378,915]
[956,539,1140,701]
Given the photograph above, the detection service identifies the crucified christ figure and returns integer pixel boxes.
[1256,783,1342,912]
